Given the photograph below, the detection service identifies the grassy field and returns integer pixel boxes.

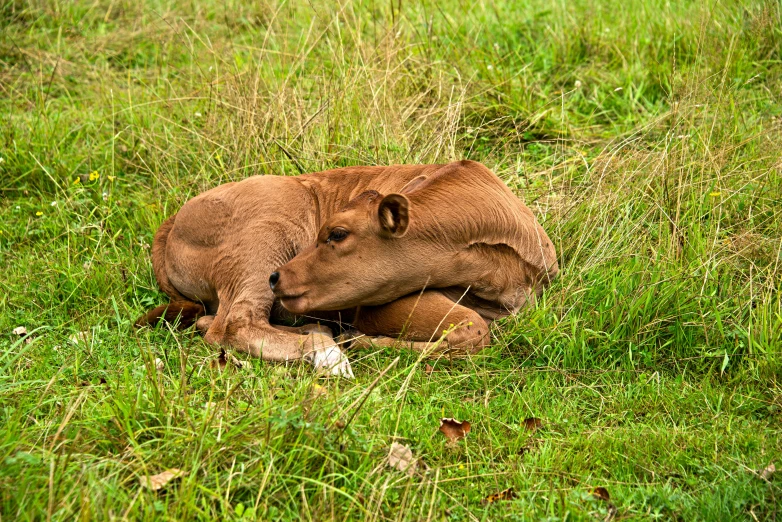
[1,0,781,519]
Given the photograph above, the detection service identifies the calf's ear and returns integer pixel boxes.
[377,193,409,238]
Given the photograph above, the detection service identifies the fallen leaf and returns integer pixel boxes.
[759,463,776,480]
[12,326,27,336]
[424,364,434,375]
[591,487,610,501]
[139,469,184,491]
[387,442,416,476]
[483,487,516,504]
[522,417,543,432]
[439,418,471,442]
[154,358,165,372]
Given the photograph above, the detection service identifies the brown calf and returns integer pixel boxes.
[136,161,558,376]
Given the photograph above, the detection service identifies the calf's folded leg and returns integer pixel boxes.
[352,290,490,355]
[203,299,353,377]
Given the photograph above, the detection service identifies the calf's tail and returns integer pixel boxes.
[134,301,205,329]
[134,214,205,329]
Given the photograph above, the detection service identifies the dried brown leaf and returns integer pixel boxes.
[387,443,416,476]
[759,462,776,480]
[591,487,610,501]
[139,469,184,491]
[523,417,543,432]
[439,418,471,442]
[424,364,434,375]
[483,487,516,504]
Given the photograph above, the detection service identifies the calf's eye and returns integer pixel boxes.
[327,228,349,243]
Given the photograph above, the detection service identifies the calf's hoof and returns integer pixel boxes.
[305,344,355,379]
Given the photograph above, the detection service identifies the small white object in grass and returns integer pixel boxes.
[306,345,354,378]
[12,326,27,336]
[50,201,57,207]
[487,65,493,70]
[575,80,582,89]
[102,192,108,201]
[194,112,202,118]
[155,358,165,372]
[614,87,623,92]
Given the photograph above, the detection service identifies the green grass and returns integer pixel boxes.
[1,0,781,519]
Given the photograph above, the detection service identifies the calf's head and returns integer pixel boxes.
[270,190,428,313]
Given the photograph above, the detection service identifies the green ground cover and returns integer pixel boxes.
[1,0,780,519]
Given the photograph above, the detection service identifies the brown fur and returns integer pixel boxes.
[273,161,558,315]
[137,161,557,370]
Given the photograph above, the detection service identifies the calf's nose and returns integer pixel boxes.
[269,271,280,290]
